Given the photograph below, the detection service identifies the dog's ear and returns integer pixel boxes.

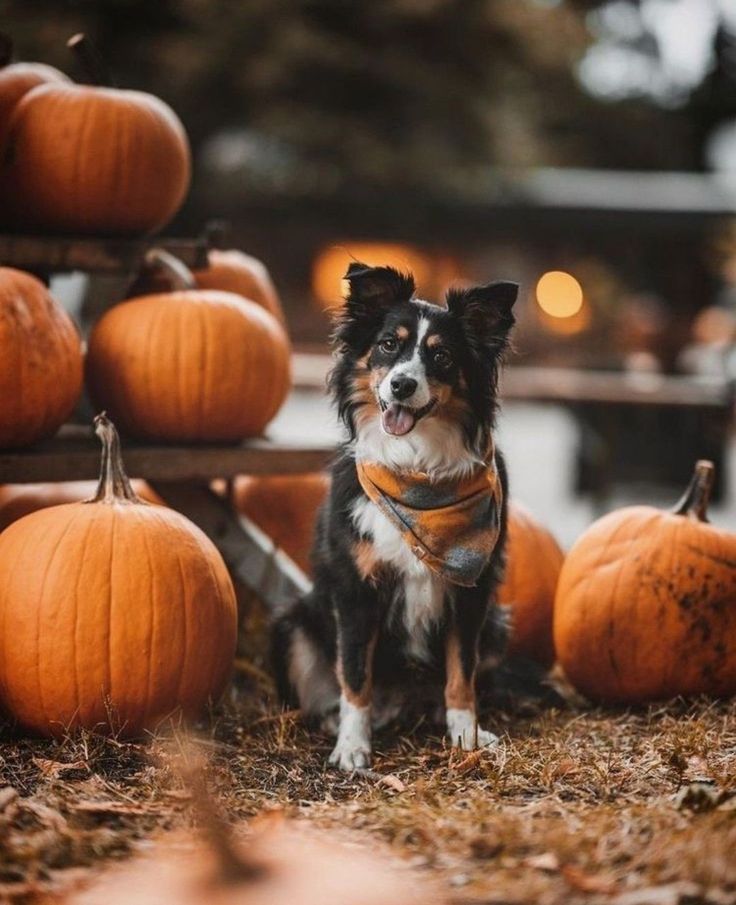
[343,262,415,308]
[334,262,415,353]
[446,281,518,351]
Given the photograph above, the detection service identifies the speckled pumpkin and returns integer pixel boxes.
[554,461,736,703]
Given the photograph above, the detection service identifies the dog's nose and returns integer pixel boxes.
[390,375,418,400]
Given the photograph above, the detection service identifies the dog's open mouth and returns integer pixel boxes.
[379,398,437,436]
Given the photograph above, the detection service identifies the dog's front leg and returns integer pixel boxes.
[445,592,499,750]
[329,590,379,771]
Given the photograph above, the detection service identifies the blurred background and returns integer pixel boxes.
[6,0,736,543]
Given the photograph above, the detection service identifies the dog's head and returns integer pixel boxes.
[329,262,517,454]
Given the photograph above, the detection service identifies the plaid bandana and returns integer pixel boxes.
[356,456,503,587]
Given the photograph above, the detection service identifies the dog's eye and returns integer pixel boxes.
[433,348,452,367]
[379,337,398,354]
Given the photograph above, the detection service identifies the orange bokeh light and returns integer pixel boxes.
[312,243,432,309]
[536,271,584,318]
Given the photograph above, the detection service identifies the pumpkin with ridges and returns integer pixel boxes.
[498,502,563,668]
[0,414,237,737]
[553,460,736,703]
[0,267,83,448]
[87,251,291,442]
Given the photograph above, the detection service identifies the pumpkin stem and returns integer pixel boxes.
[90,413,140,504]
[672,459,715,522]
[0,33,12,68]
[67,33,116,87]
[143,247,197,291]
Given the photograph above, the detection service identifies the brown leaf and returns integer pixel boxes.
[378,773,406,793]
[454,750,484,774]
[524,852,560,872]
[33,757,89,779]
[0,785,19,813]
[562,864,618,894]
[70,800,147,816]
[683,755,712,783]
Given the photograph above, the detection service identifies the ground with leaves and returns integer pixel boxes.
[1,668,735,905]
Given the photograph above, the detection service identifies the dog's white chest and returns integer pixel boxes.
[351,497,445,660]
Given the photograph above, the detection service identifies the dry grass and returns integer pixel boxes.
[1,628,736,904]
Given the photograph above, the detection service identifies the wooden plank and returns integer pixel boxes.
[150,481,312,606]
[0,234,209,274]
[292,352,733,409]
[0,426,334,484]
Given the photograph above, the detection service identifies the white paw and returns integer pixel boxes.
[446,708,499,751]
[328,738,371,771]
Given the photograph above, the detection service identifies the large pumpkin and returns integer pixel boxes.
[232,473,329,574]
[554,460,736,703]
[0,267,83,448]
[86,254,291,442]
[0,414,237,737]
[0,37,190,235]
[498,503,563,668]
[0,37,70,145]
[0,480,162,532]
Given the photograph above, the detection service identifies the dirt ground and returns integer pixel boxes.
[1,649,735,905]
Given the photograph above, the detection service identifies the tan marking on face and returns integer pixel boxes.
[426,333,442,348]
[369,365,389,394]
[444,631,476,711]
[396,325,410,341]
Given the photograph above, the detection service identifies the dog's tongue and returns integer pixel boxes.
[382,403,416,436]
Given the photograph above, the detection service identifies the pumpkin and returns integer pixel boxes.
[130,248,285,324]
[0,35,70,146]
[0,480,162,532]
[0,414,237,737]
[232,473,329,574]
[0,34,190,235]
[67,815,441,905]
[0,267,83,448]
[498,502,563,668]
[553,460,736,703]
[87,251,291,442]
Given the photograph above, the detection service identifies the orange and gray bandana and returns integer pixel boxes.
[356,457,503,587]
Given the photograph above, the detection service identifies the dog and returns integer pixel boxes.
[272,262,518,770]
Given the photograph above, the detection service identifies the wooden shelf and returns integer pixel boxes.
[0,233,209,275]
[0,425,334,484]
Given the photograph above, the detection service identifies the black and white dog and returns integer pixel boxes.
[273,263,518,770]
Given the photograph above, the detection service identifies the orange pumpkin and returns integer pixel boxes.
[0,480,162,532]
[130,248,285,324]
[0,37,70,146]
[0,267,83,448]
[554,460,736,703]
[0,414,237,737]
[87,254,291,442]
[0,37,190,236]
[232,473,329,574]
[498,503,563,668]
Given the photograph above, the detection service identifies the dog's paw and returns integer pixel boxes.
[328,739,371,771]
[446,708,499,751]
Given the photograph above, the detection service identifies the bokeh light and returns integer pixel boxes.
[536,271,584,318]
[312,243,432,309]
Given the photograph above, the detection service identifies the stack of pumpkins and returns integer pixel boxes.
[0,36,293,739]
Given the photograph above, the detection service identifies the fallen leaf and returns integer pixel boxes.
[683,755,712,783]
[562,864,618,894]
[454,750,484,774]
[70,800,147,816]
[378,773,406,793]
[0,786,18,813]
[524,852,560,872]
[33,758,89,779]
